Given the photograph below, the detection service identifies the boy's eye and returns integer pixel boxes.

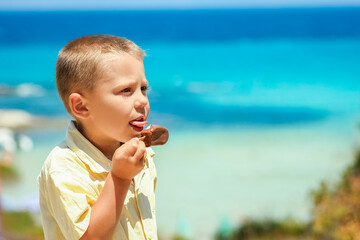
[120,88,131,93]
[141,86,149,92]
[141,86,150,92]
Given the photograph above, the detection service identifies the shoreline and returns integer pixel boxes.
[0,109,69,131]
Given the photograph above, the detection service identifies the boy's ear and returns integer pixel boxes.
[68,93,89,119]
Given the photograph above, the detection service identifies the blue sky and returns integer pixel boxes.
[1,0,360,10]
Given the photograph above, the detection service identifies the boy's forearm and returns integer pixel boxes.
[80,173,131,240]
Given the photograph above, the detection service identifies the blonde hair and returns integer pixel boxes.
[55,34,145,115]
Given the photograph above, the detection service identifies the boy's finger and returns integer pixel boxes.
[133,140,146,164]
[120,138,139,158]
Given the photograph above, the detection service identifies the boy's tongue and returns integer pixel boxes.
[129,120,148,128]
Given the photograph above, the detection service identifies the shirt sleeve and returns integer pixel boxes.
[46,170,95,240]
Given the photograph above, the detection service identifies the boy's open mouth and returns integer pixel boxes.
[129,116,148,132]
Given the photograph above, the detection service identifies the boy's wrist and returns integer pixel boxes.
[110,172,132,185]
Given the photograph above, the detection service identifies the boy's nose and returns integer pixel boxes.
[134,92,148,109]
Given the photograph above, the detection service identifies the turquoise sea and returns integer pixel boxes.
[1,8,360,239]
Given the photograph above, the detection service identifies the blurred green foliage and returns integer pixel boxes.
[215,218,309,240]
[171,235,192,240]
[1,211,43,240]
[0,164,19,182]
[311,151,360,240]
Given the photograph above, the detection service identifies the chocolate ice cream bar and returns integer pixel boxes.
[140,125,169,147]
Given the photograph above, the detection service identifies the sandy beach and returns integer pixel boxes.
[1,112,358,239]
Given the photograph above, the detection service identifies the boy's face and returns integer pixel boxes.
[83,53,150,144]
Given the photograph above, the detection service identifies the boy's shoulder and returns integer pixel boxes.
[41,141,86,176]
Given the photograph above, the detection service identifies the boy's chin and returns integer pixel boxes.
[119,133,142,143]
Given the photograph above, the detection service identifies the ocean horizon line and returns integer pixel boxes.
[1,7,359,44]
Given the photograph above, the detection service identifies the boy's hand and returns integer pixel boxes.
[111,138,146,181]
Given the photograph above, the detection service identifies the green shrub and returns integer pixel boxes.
[1,210,44,239]
[311,151,360,240]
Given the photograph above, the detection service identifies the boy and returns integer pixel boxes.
[38,34,158,240]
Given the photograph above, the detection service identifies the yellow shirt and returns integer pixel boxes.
[38,121,158,240]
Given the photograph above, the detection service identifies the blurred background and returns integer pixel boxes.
[0,0,360,239]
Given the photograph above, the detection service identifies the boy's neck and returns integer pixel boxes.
[74,120,120,160]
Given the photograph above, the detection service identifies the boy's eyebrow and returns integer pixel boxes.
[112,78,148,89]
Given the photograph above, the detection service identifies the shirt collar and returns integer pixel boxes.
[65,121,112,173]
